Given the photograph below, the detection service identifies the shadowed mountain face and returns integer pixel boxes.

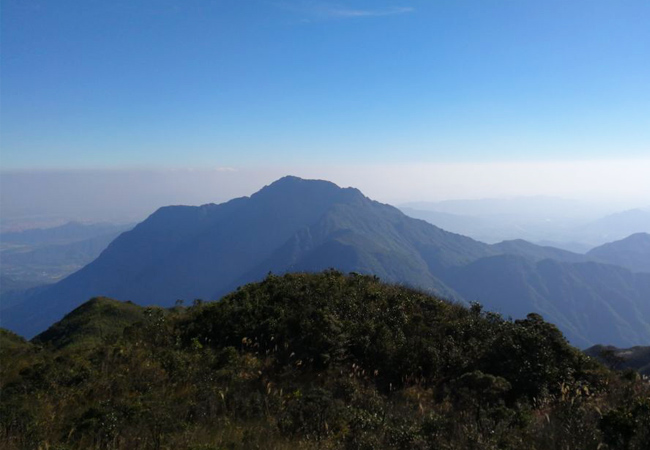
[445,256,650,347]
[587,233,650,274]
[3,177,650,348]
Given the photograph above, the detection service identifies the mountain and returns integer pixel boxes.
[4,272,649,449]
[0,282,51,310]
[398,207,491,241]
[587,233,650,273]
[399,203,589,246]
[444,256,650,348]
[401,201,650,250]
[585,345,650,376]
[491,239,590,263]
[3,176,650,348]
[2,177,492,337]
[578,209,650,244]
[400,196,600,219]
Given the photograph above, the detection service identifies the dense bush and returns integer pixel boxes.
[1,271,648,449]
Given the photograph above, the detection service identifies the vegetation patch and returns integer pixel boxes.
[1,271,648,449]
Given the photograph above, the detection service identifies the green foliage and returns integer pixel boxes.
[1,271,648,449]
[33,297,145,350]
[600,398,650,449]
[0,328,37,384]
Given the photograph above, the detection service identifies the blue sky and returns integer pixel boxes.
[2,0,649,170]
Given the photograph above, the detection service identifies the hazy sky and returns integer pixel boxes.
[1,0,649,217]
[2,161,649,229]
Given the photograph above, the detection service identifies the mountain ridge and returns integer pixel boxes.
[3,176,649,348]
[587,232,650,273]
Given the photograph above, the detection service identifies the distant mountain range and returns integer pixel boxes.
[2,177,649,348]
[401,202,650,251]
[581,210,650,244]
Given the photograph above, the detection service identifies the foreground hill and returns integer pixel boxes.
[2,272,649,449]
[588,233,650,273]
[3,177,650,348]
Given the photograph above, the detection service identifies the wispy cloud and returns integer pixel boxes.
[325,6,414,18]
[276,2,414,20]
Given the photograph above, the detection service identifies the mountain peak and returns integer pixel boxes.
[252,176,365,204]
[626,232,650,241]
[269,175,309,185]
[259,175,339,192]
